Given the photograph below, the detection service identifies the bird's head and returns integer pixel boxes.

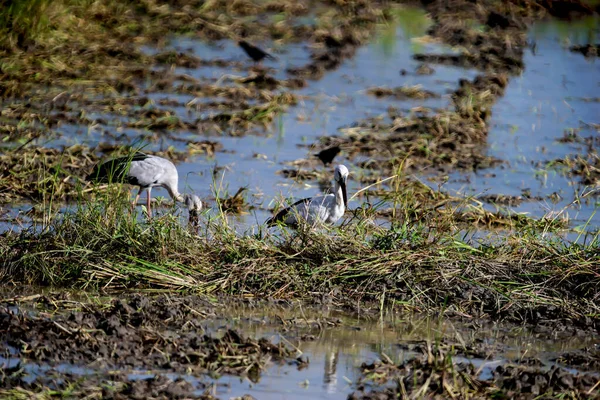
[183,194,202,226]
[334,165,349,209]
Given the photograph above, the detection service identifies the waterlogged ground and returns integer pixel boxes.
[1,1,600,398]
[1,293,599,399]
[445,16,600,228]
[1,8,599,234]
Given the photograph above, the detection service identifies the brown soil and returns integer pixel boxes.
[2,293,598,399]
[0,294,303,398]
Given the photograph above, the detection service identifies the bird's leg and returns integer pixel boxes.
[146,187,152,218]
[132,188,143,212]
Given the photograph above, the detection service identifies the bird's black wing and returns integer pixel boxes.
[87,152,150,184]
[266,197,312,226]
[314,146,341,166]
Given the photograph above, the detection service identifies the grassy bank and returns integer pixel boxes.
[1,182,598,330]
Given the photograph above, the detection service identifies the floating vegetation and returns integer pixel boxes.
[188,140,223,157]
[415,63,435,75]
[549,153,600,186]
[217,187,249,214]
[367,85,440,100]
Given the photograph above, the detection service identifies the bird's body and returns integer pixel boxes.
[238,40,276,63]
[267,165,349,228]
[87,153,201,219]
[314,145,341,166]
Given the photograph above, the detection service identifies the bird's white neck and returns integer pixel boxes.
[166,185,183,203]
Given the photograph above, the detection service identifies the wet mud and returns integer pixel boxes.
[0,294,302,398]
[349,340,600,399]
[2,294,599,399]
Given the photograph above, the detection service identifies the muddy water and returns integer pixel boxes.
[200,308,598,398]
[2,298,597,399]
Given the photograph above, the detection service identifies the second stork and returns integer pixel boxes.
[266,165,349,228]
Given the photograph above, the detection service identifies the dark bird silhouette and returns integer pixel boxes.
[324,35,342,49]
[314,146,341,166]
[238,40,276,63]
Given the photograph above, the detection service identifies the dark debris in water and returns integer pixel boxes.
[415,64,435,75]
[0,0,596,224]
[478,194,539,207]
[367,85,440,100]
[548,153,600,187]
[569,44,600,58]
[302,0,570,184]
[552,347,600,372]
[278,168,322,181]
[349,341,600,399]
[217,187,249,214]
[301,0,526,183]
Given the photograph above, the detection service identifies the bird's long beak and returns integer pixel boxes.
[341,179,348,209]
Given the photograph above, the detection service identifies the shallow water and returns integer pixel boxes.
[1,303,596,399]
[2,9,599,236]
[444,16,600,229]
[177,15,599,232]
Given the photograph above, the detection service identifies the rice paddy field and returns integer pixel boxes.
[0,0,599,398]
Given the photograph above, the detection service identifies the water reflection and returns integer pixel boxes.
[323,349,339,394]
[435,18,600,235]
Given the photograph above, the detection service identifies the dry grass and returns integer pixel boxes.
[0,180,598,329]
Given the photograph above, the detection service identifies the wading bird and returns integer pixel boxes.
[87,153,202,219]
[238,40,276,63]
[266,165,349,228]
